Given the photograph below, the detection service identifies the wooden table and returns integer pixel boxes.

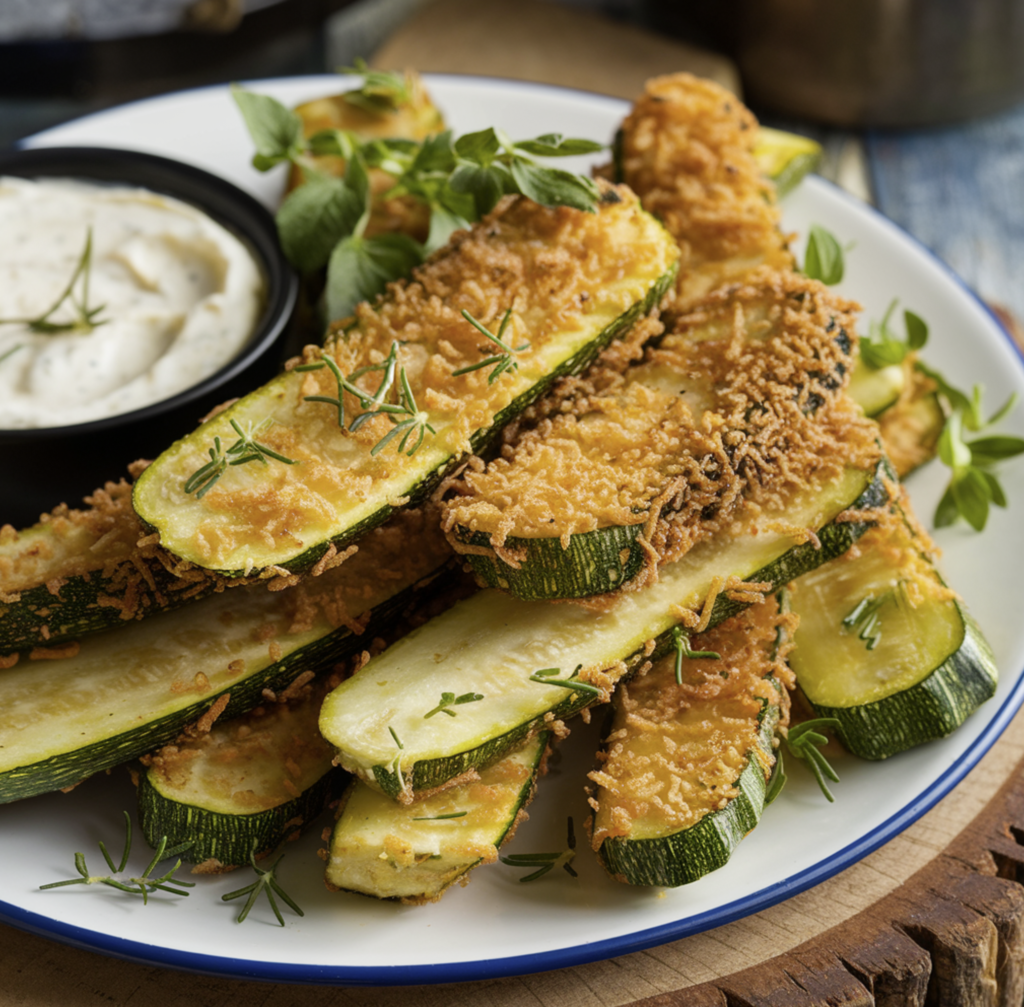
[5,2,1024,1003]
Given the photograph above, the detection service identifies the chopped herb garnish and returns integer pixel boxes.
[784,718,841,802]
[842,588,898,650]
[183,418,299,499]
[1,228,107,335]
[528,665,601,697]
[411,811,468,821]
[671,626,722,685]
[389,725,404,749]
[222,851,303,926]
[39,811,194,904]
[424,691,485,718]
[501,816,578,882]
[451,306,530,384]
[0,344,22,365]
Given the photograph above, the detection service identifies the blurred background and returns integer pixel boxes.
[2,0,1023,327]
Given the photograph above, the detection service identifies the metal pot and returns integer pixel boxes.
[652,0,1024,127]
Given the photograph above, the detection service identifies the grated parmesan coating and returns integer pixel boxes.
[141,182,677,572]
[442,268,882,587]
[612,72,793,306]
[590,597,793,848]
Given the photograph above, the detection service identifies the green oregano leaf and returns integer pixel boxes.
[803,225,844,285]
[231,85,303,170]
[325,233,424,322]
[275,174,364,274]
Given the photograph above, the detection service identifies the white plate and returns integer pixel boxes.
[5,75,1024,986]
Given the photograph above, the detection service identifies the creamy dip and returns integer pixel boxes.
[0,176,264,429]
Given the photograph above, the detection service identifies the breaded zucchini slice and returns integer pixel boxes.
[0,475,227,655]
[789,494,997,760]
[287,69,445,241]
[134,184,679,577]
[325,732,549,903]
[444,270,876,600]
[591,599,790,887]
[320,457,888,804]
[0,509,451,803]
[610,72,793,307]
[138,680,345,870]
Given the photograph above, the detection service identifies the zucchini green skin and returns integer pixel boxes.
[0,558,213,655]
[598,699,779,887]
[133,234,679,579]
[804,606,997,761]
[323,459,889,801]
[454,322,854,602]
[0,516,450,805]
[138,763,347,868]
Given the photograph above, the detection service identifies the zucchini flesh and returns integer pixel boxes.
[446,270,864,600]
[593,602,786,887]
[138,685,346,869]
[753,127,822,198]
[0,511,450,803]
[325,733,548,903]
[789,513,997,760]
[847,358,905,417]
[133,187,679,577]
[320,460,887,802]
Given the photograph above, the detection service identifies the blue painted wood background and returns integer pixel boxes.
[867,104,1024,325]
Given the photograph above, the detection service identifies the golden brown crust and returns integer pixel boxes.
[589,597,792,848]
[441,268,881,592]
[614,72,793,306]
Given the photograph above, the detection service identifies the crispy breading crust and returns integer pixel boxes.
[441,269,881,591]
[612,72,793,306]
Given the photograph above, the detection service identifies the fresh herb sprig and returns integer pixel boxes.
[452,306,530,384]
[842,588,899,651]
[39,811,194,904]
[424,691,484,718]
[183,418,298,499]
[766,718,842,805]
[802,225,845,286]
[337,59,412,113]
[670,626,722,685]
[0,227,107,335]
[528,665,601,697]
[500,816,578,882]
[231,83,605,320]
[860,298,929,370]
[222,852,304,926]
[296,339,437,456]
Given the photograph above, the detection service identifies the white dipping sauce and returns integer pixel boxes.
[0,176,264,429]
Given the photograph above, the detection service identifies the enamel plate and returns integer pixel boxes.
[4,75,1024,985]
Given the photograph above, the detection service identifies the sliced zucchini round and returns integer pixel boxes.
[325,732,548,903]
[138,690,346,868]
[789,519,998,760]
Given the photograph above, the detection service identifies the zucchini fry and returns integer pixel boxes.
[591,598,792,887]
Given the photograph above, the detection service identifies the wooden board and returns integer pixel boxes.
[371,0,740,100]
[4,700,1024,1006]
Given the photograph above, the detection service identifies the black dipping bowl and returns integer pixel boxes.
[0,146,298,528]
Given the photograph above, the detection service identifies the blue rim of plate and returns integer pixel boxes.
[4,77,1024,987]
